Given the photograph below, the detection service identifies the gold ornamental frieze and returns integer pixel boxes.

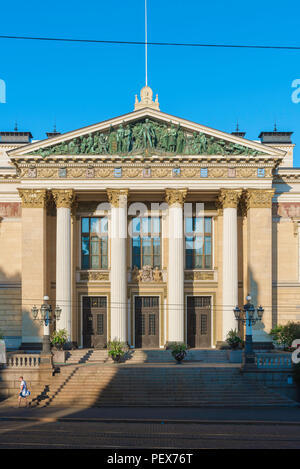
[185,271,214,281]
[37,168,57,179]
[95,168,114,178]
[208,168,227,178]
[123,168,141,178]
[80,271,109,281]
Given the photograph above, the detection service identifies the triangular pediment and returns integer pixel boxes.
[8,108,285,159]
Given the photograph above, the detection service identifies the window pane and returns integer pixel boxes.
[185,217,193,236]
[205,217,212,233]
[101,238,108,255]
[153,255,161,269]
[152,217,160,234]
[90,218,100,234]
[91,237,99,255]
[132,217,140,234]
[195,236,204,255]
[195,217,204,233]
[205,236,211,255]
[91,256,100,269]
[82,218,89,233]
[153,237,160,254]
[82,255,89,269]
[205,255,211,269]
[185,237,193,269]
[132,237,141,269]
[142,238,151,265]
[82,236,89,256]
[101,217,108,233]
[142,217,150,234]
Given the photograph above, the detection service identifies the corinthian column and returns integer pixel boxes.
[165,188,187,343]
[52,189,75,341]
[107,189,128,342]
[218,189,242,341]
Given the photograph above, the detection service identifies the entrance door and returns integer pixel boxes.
[135,296,159,348]
[187,296,211,348]
[82,296,107,348]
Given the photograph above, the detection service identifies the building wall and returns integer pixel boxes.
[0,203,22,348]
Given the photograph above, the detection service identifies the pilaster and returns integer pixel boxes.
[244,189,274,341]
[18,189,48,346]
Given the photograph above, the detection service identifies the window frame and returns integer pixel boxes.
[81,216,108,270]
[185,216,213,270]
[131,216,162,269]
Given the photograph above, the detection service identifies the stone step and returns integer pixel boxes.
[1,362,295,408]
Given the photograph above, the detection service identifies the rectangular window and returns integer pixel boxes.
[131,217,161,269]
[185,216,212,269]
[81,217,108,270]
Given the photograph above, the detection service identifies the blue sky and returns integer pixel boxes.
[0,0,300,163]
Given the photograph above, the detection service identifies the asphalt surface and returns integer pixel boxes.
[1,406,300,449]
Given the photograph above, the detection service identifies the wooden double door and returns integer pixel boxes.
[187,296,211,348]
[135,296,159,348]
[82,296,107,348]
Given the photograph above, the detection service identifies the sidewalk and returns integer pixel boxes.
[1,405,300,425]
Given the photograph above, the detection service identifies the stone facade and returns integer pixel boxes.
[0,100,298,350]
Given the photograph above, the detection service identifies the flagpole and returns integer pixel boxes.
[145,0,148,87]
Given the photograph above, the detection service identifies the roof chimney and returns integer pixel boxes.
[258,124,293,144]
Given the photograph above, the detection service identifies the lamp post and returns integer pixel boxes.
[31,296,62,354]
[233,294,264,366]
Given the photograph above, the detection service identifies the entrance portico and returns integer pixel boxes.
[10,101,282,350]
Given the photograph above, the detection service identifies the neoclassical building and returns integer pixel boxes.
[0,87,299,350]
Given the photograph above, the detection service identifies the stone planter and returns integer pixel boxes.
[173,351,186,364]
[52,350,66,364]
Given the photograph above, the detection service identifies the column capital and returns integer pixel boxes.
[165,188,188,207]
[107,189,129,207]
[18,188,49,208]
[218,189,242,209]
[243,189,274,211]
[52,189,75,209]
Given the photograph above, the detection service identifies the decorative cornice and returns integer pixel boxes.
[165,188,188,207]
[18,188,49,208]
[217,189,242,209]
[244,189,275,210]
[106,189,129,208]
[52,189,75,209]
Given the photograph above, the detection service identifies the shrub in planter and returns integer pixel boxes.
[50,329,68,351]
[169,342,187,363]
[226,329,242,350]
[270,322,300,350]
[107,340,127,363]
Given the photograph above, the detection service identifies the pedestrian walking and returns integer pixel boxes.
[18,376,30,408]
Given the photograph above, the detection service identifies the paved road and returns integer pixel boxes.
[1,406,300,449]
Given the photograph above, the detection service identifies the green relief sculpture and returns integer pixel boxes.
[29,119,264,157]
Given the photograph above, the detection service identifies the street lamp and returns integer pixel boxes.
[233,294,264,365]
[31,296,62,354]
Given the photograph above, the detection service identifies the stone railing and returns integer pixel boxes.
[6,354,41,368]
[256,353,292,369]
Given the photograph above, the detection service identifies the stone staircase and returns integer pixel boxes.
[1,363,296,408]
[63,349,232,365]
